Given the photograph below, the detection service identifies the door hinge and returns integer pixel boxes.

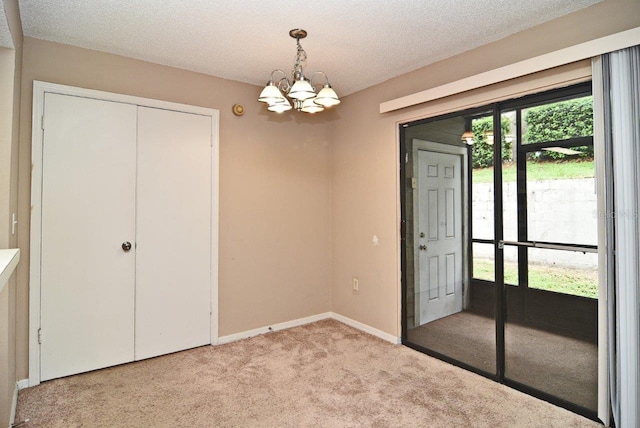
[411,177,417,189]
[41,115,45,131]
[38,328,42,344]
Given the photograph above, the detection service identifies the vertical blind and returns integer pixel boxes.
[600,45,640,428]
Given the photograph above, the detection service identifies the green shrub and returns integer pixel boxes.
[523,97,593,161]
[471,116,512,168]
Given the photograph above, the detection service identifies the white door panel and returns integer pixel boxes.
[135,107,212,360]
[40,93,137,381]
[416,149,463,324]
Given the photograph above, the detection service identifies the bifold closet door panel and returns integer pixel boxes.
[135,107,212,360]
[40,93,137,381]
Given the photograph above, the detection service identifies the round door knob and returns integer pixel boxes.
[419,244,427,251]
[122,241,132,252]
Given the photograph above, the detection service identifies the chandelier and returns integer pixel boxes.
[257,29,340,114]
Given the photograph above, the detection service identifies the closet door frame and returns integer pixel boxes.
[29,81,220,387]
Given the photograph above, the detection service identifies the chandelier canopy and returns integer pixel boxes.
[258,29,340,114]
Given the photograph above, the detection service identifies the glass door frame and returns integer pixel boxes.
[399,103,499,381]
[496,82,597,420]
[400,81,599,421]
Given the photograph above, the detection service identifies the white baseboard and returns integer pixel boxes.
[10,382,17,427]
[217,312,332,344]
[329,312,401,344]
[216,311,400,346]
[10,380,28,427]
[10,383,17,427]
[10,380,30,428]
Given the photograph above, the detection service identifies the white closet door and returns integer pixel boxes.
[135,107,212,360]
[40,93,137,381]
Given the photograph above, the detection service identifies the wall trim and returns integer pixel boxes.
[217,313,333,344]
[10,380,27,426]
[10,382,18,426]
[380,26,640,113]
[330,313,401,344]
[28,81,220,387]
[217,312,401,345]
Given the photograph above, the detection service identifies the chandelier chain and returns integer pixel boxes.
[292,39,308,79]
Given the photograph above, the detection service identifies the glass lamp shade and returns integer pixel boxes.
[461,131,474,145]
[288,78,316,100]
[267,98,292,113]
[314,85,340,107]
[300,97,324,113]
[258,83,285,104]
[485,131,494,145]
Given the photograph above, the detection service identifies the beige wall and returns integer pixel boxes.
[0,48,14,249]
[330,0,640,337]
[0,284,11,425]
[14,37,334,380]
[7,0,20,256]
[0,0,22,424]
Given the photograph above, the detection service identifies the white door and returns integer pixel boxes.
[134,107,212,360]
[415,149,463,324]
[40,93,137,381]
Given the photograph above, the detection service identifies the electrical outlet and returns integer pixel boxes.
[352,277,359,292]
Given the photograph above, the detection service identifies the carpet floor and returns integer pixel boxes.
[16,319,601,427]
[407,311,598,410]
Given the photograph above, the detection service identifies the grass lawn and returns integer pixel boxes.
[473,258,598,299]
[472,160,594,184]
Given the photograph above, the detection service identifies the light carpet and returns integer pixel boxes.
[16,319,601,427]
[407,311,598,410]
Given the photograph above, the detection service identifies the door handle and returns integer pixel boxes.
[122,241,132,252]
[419,244,427,251]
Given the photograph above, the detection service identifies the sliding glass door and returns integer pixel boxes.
[500,89,598,413]
[402,111,497,376]
[401,82,599,420]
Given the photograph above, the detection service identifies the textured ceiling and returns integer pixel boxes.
[0,4,14,49]
[18,0,601,96]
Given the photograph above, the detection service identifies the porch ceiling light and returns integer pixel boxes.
[542,147,582,155]
[461,131,474,145]
[486,131,494,145]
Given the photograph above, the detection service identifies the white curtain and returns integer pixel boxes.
[600,45,640,428]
